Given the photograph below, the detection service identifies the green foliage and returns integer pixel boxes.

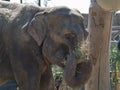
[52,65,63,80]
[110,44,120,72]
[110,44,120,90]
[52,66,84,90]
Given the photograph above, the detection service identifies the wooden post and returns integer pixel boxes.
[38,0,41,6]
[4,0,10,1]
[85,0,112,90]
[20,0,22,3]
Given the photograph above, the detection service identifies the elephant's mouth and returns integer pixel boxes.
[59,56,68,68]
[54,44,69,68]
[60,58,67,68]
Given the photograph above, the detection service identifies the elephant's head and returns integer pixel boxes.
[28,7,92,88]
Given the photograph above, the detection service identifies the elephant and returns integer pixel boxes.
[0,1,92,90]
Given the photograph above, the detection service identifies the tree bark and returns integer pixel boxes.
[85,0,112,90]
[20,0,22,3]
[38,0,41,6]
[4,0,10,1]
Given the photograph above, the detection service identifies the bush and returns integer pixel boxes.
[110,44,120,90]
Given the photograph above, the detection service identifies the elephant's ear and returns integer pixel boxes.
[28,12,47,46]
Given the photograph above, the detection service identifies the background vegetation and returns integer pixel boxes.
[110,43,120,90]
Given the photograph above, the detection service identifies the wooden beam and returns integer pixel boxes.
[85,0,112,90]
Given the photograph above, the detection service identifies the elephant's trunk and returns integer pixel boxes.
[64,42,92,88]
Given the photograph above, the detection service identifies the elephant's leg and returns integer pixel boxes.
[0,58,15,85]
[9,47,45,90]
[40,67,55,90]
[10,58,42,90]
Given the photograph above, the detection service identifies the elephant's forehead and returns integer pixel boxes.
[49,6,83,19]
[55,22,84,36]
[49,7,84,35]
[52,17,84,34]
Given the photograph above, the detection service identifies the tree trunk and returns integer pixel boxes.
[85,0,112,90]
[20,0,22,3]
[38,0,41,6]
[4,0,10,1]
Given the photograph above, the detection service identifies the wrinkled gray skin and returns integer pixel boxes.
[0,1,92,90]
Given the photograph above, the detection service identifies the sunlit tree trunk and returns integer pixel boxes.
[4,0,10,1]
[20,0,22,3]
[85,0,112,90]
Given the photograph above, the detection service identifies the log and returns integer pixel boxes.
[85,0,112,90]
